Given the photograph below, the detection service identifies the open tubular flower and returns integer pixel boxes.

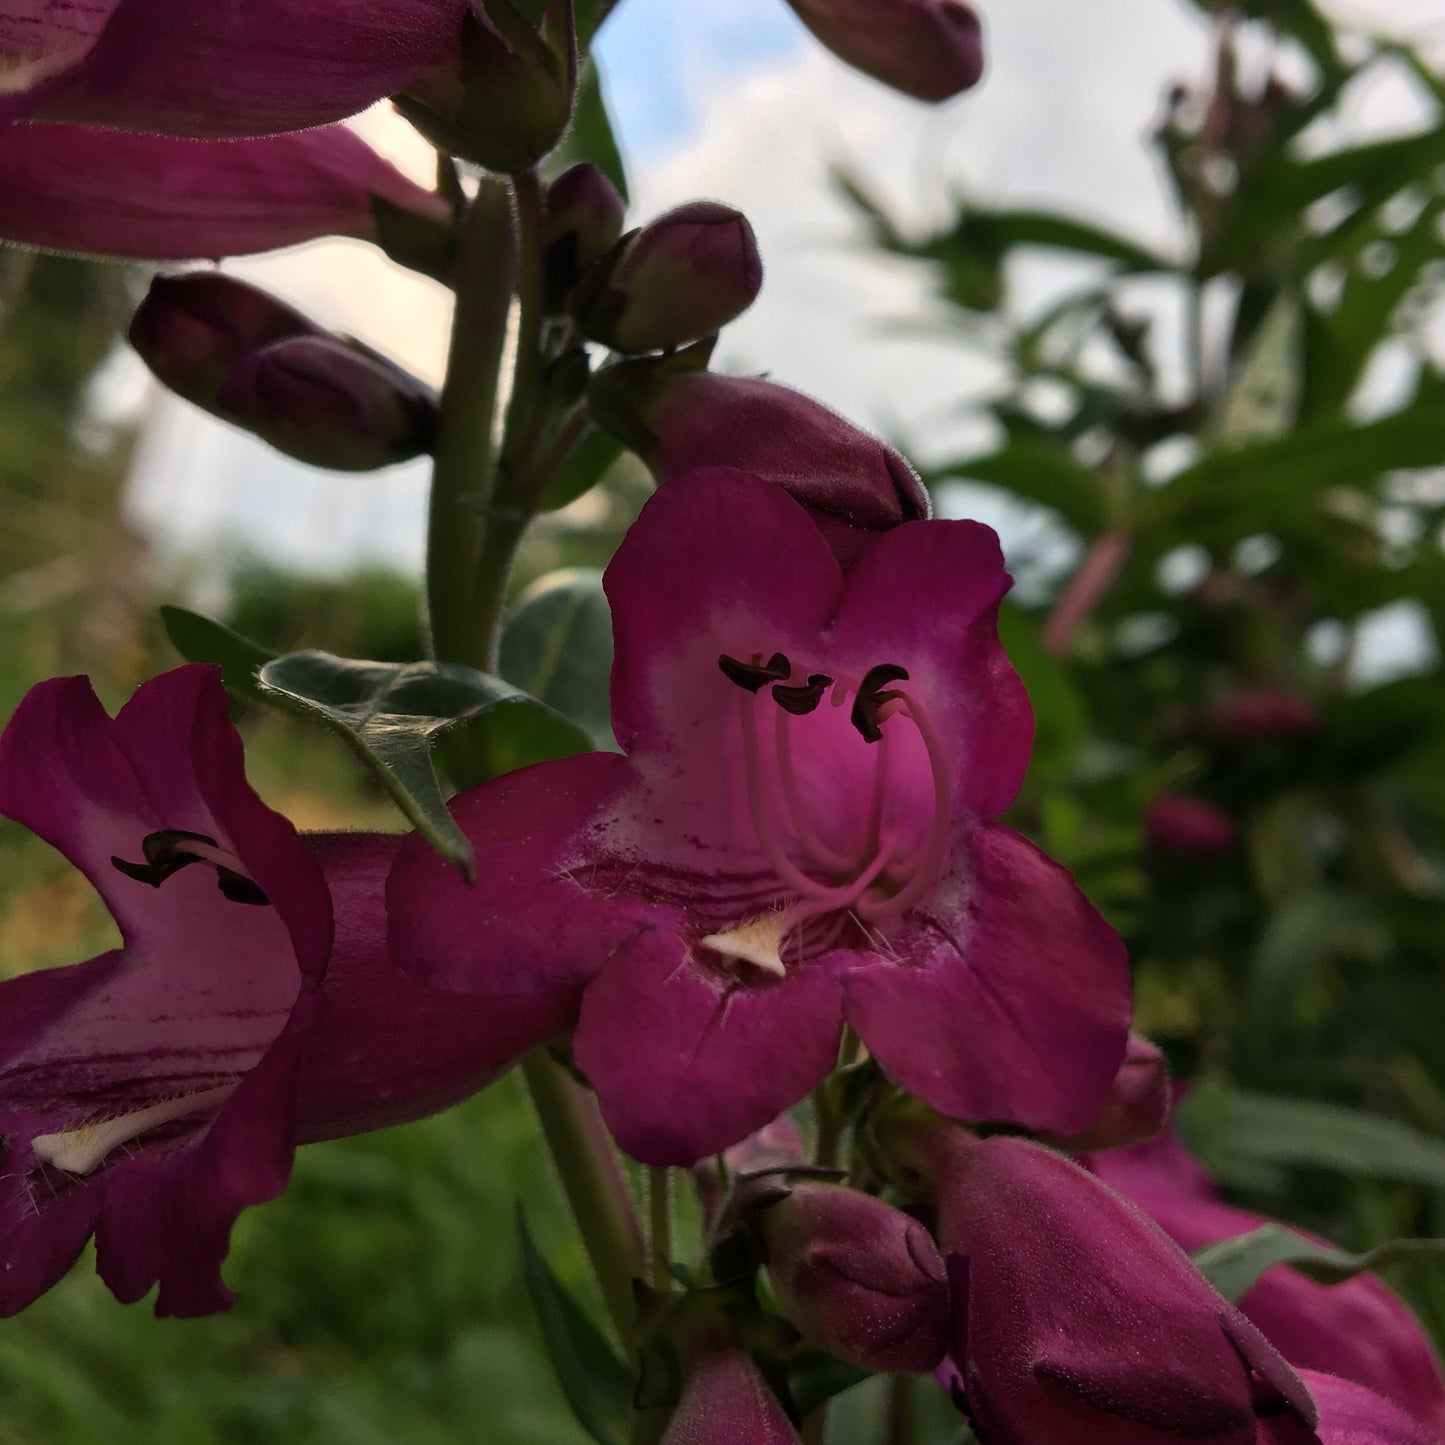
[389,468,1130,1165]
[0,667,561,1316]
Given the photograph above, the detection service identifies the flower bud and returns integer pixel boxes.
[543,162,626,309]
[573,202,762,353]
[1208,688,1321,742]
[1259,1371,1434,1445]
[130,272,321,413]
[923,1131,1316,1445]
[587,359,929,565]
[1146,793,1239,859]
[784,0,984,102]
[217,336,437,472]
[1045,1032,1169,1152]
[661,1349,800,1445]
[756,1181,949,1374]
[396,0,575,173]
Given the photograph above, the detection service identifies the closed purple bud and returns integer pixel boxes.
[928,1132,1317,1445]
[397,0,575,173]
[758,1181,949,1374]
[587,362,929,565]
[543,162,626,305]
[1209,689,1321,742]
[1146,793,1240,859]
[217,336,436,472]
[661,1349,800,1445]
[1045,1032,1170,1152]
[574,202,762,353]
[130,272,321,412]
[784,0,984,102]
[1258,1371,1435,1445]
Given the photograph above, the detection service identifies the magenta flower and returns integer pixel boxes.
[923,1132,1317,1445]
[1087,1121,1445,1436]
[660,1350,801,1445]
[0,0,467,138]
[782,0,985,101]
[1258,1371,1437,1445]
[389,468,1130,1165]
[1146,792,1240,859]
[0,667,560,1317]
[0,123,446,261]
[1044,1030,1171,1152]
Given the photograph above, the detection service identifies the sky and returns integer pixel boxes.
[124,0,1442,599]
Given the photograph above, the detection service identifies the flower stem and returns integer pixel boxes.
[522,1050,646,1350]
[426,177,518,670]
[1041,527,1132,658]
[649,1167,673,1290]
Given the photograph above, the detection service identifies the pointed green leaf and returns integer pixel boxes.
[517,1208,633,1445]
[786,1352,872,1419]
[1211,294,1303,448]
[1193,1223,1445,1304]
[540,425,626,512]
[501,569,614,748]
[925,443,1112,535]
[256,651,592,874]
[160,605,275,704]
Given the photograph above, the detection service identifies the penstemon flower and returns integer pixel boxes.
[389,467,1130,1165]
[0,668,561,1317]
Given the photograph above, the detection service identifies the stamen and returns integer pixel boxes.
[719,651,791,693]
[111,830,269,906]
[771,673,832,716]
[31,1084,235,1176]
[851,663,910,743]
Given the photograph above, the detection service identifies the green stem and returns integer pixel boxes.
[499,167,548,491]
[883,1374,916,1445]
[649,1167,673,1290]
[801,1406,829,1445]
[426,178,518,669]
[522,1051,646,1350]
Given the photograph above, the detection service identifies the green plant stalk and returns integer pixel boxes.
[649,1167,673,1290]
[523,1050,647,1350]
[426,177,517,670]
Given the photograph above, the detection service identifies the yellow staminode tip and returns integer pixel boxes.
[700,911,790,978]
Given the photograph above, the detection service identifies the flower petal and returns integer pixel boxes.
[0,0,467,137]
[574,934,845,1166]
[843,824,1130,1134]
[0,122,446,260]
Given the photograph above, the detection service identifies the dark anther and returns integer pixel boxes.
[718,651,791,693]
[772,673,833,716]
[850,662,911,743]
[217,869,270,907]
[110,829,220,888]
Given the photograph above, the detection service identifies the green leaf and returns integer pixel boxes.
[1193,1223,1445,1304]
[1210,294,1304,447]
[925,442,1112,535]
[550,60,629,203]
[786,1352,871,1420]
[1181,1079,1445,1191]
[540,425,626,511]
[500,569,614,747]
[968,210,1173,273]
[257,651,592,874]
[517,1208,633,1445]
[160,605,275,704]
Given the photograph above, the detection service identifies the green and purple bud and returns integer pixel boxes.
[543,162,627,310]
[749,1178,950,1374]
[396,0,575,173]
[572,201,762,353]
[784,0,984,102]
[1146,793,1240,860]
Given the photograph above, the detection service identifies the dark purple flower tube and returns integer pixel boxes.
[0,666,561,1317]
[0,0,469,138]
[755,1180,949,1374]
[218,336,437,472]
[1146,792,1240,860]
[660,1349,801,1445]
[783,0,984,102]
[922,1131,1317,1445]
[1087,1122,1445,1437]
[588,361,931,566]
[1043,1031,1171,1152]
[543,162,627,307]
[1258,1370,1437,1445]
[573,202,763,354]
[0,123,447,261]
